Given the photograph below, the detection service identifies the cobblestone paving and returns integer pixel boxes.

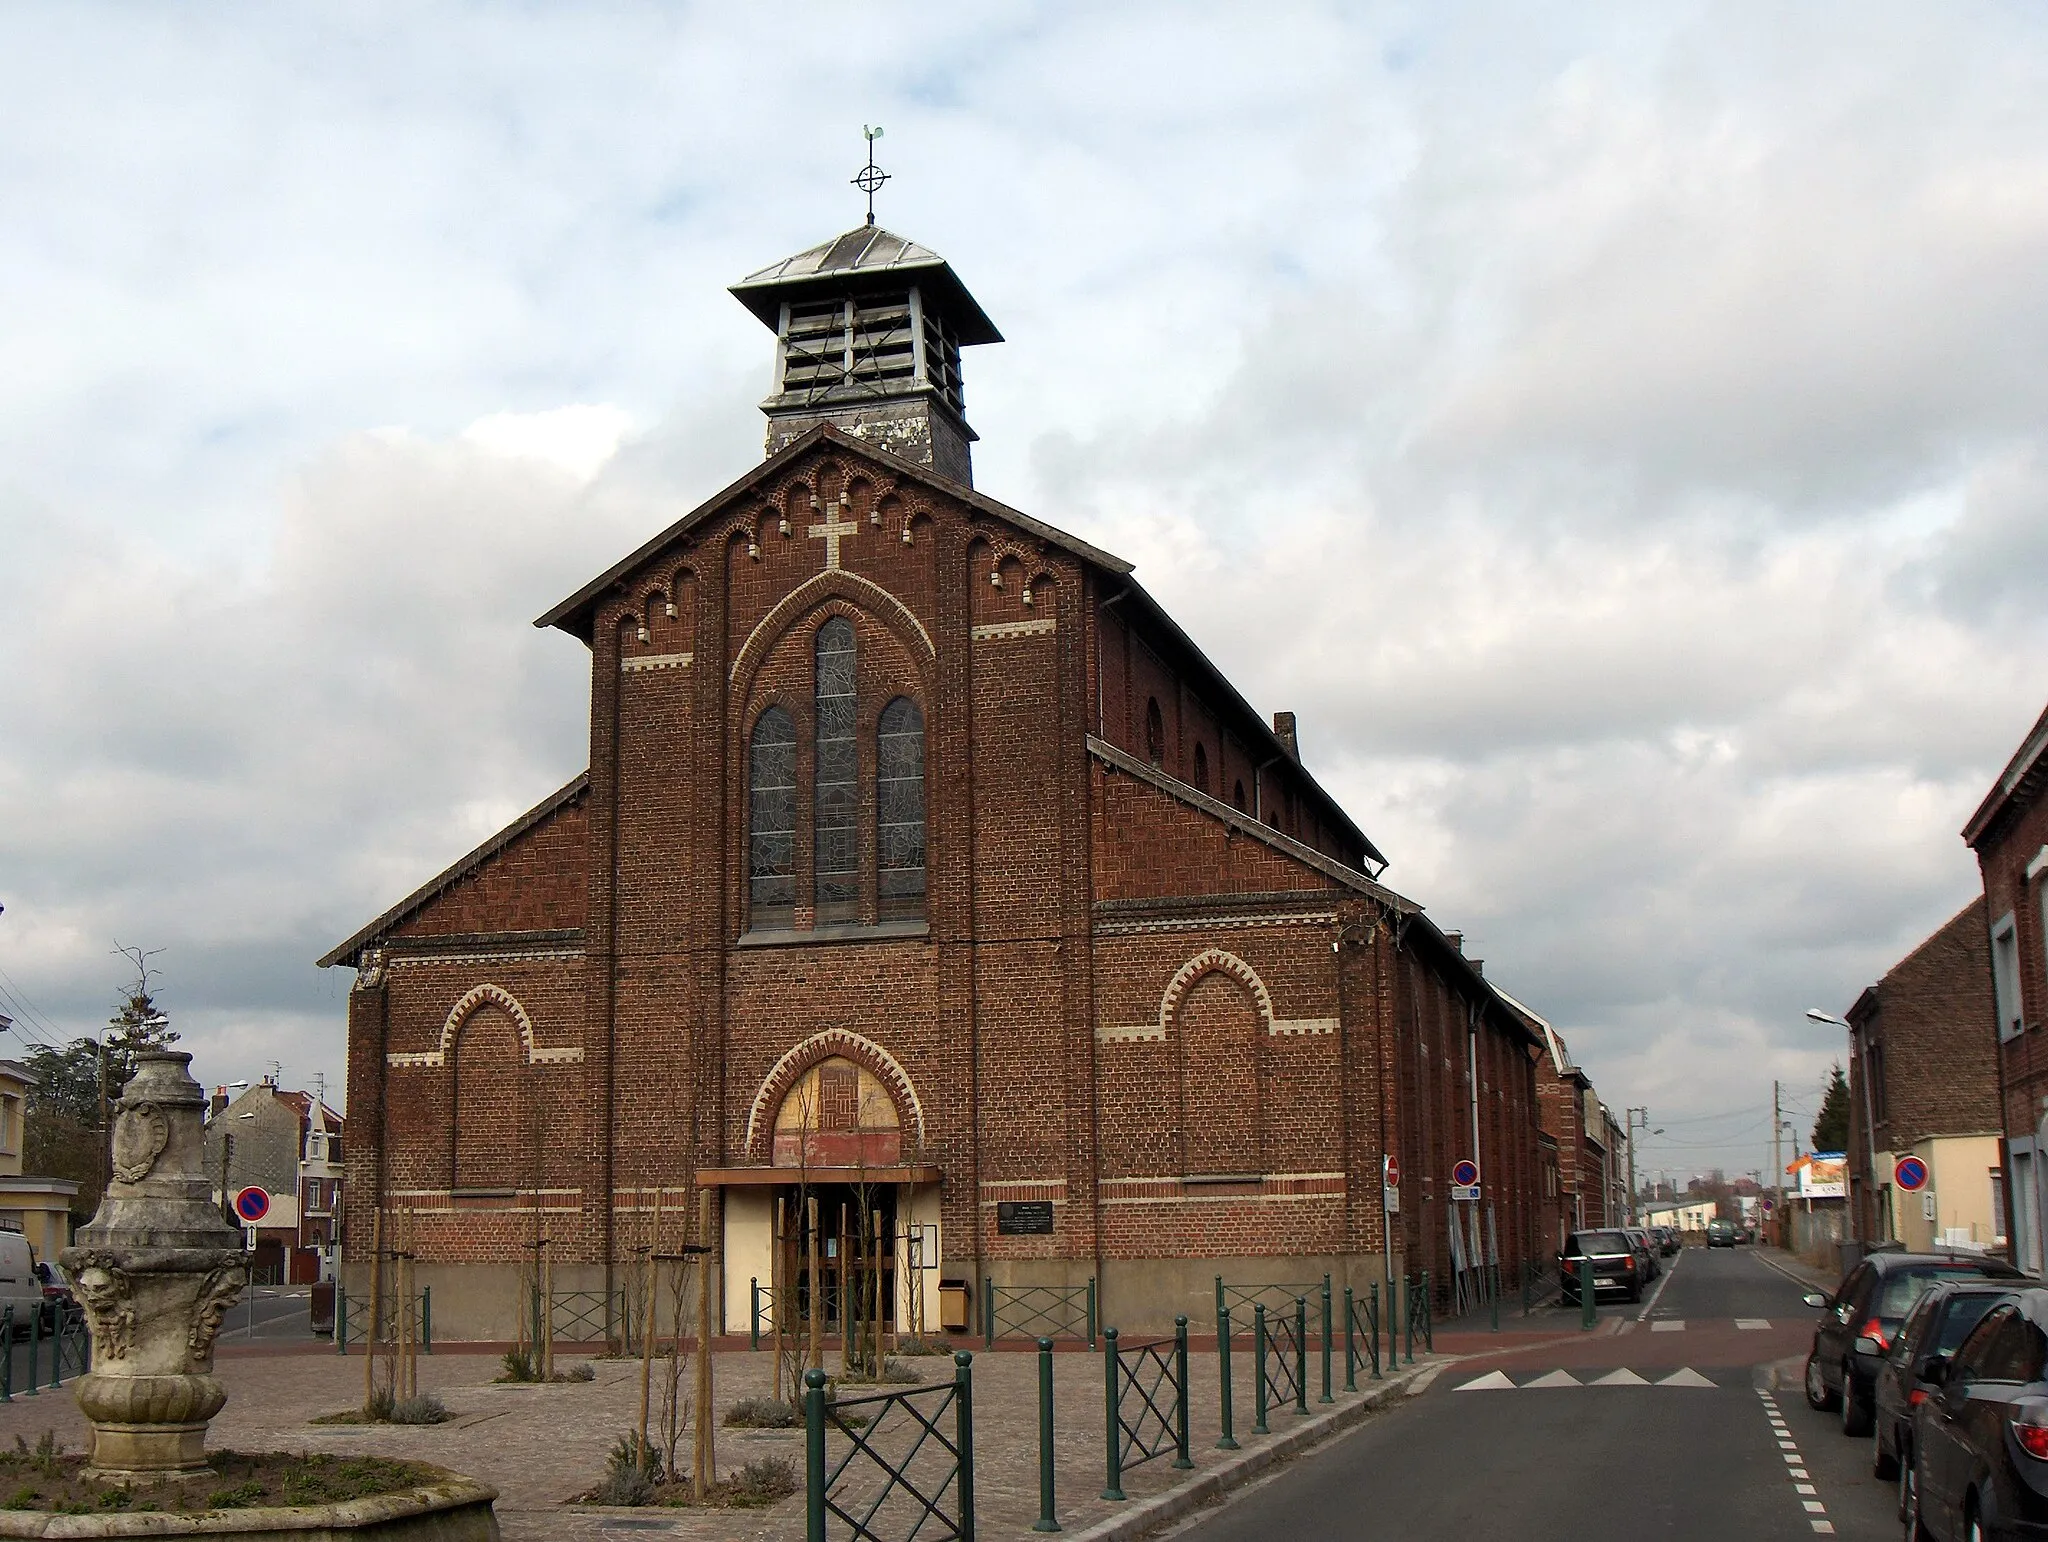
[0,1338,1438,1539]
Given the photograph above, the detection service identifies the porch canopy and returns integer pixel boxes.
[694,1166,940,1187]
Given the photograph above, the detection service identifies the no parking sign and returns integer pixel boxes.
[1894,1155,1930,1193]
[233,1186,271,1224]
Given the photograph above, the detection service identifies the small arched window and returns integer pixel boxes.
[1231,779,1247,813]
[1144,698,1164,768]
[1193,743,1209,793]
[877,697,926,921]
[748,706,797,928]
[814,618,859,924]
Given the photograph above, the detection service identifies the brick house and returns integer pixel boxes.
[1838,899,2002,1253]
[1521,1005,1604,1243]
[322,221,1559,1338]
[1965,699,2048,1272]
[204,1079,345,1284]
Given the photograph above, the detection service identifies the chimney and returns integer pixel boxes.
[209,1087,229,1120]
[1272,711,1298,758]
[1471,959,1485,977]
[1444,931,1463,954]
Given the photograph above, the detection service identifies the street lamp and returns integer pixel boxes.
[1808,1007,1883,1243]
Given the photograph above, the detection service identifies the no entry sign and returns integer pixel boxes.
[233,1186,271,1224]
[1383,1155,1401,1188]
[1894,1155,1930,1193]
[1452,1158,1481,1188]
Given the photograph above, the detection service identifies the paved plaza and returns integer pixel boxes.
[0,1338,1441,1540]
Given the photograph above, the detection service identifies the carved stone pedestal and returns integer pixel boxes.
[61,1052,248,1484]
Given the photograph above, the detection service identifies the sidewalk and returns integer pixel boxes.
[0,1339,1451,1540]
[1754,1245,1839,1295]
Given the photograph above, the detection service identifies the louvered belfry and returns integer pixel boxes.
[731,225,1002,486]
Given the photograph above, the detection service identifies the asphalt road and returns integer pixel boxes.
[1174,1246,1898,1542]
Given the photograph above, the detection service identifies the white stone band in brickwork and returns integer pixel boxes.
[970,617,1057,641]
[621,651,693,673]
[384,982,584,1068]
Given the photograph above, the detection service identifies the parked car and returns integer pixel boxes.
[0,1233,43,1336]
[31,1261,71,1331]
[1559,1229,1643,1305]
[1874,1279,2016,1489]
[1905,1289,2048,1541]
[1655,1226,1681,1256]
[1805,1250,2025,1437]
[1707,1219,1738,1247]
[1623,1228,1659,1281]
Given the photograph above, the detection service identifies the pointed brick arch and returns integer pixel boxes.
[729,570,935,692]
[384,983,583,1069]
[1159,949,1274,1037]
[745,1029,925,1161]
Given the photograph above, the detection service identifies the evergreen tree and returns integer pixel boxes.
[104,944,179,1091]
[1812,1063,1852,1153]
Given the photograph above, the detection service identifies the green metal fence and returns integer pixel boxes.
[333,1287,432,1354]
[1214,1275,1323,1331]
[1252,1298,1308,1434]
[1343,1284,1382,1387]
[1403,1273,1434,1360]
[549,1288,623,1346]
[1100,1320,1191,1502]
[982,1278,1096,1348]
[805,1355,975,1542]
[0,1304,88,1400]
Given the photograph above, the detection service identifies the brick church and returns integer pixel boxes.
[324,218,1558,1338]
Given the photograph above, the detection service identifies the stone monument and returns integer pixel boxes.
[61,1051,248,1482]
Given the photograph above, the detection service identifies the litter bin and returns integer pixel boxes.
[938,1278,970,1334]
[309,1279,336,1338]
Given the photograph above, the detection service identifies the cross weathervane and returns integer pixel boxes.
[853,126,889,226]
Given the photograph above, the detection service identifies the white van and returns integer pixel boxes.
[0,1232,44,1331]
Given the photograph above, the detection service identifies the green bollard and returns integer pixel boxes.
[1216,1305,1238,1449]
[422,1287,432,1354]
[1343,1287,1357,1392]
[1173,1316,1193,1468]
[1319,1277,1333,1403]
[1580,1254,1596,1332]
[751,1277,761,1351]
[804,1368,827,1542]
[1213,1276,1225,1341]
[26,1301,39,1396]
[1368,1284,1382,1379]
[1294,1298,1309,1414]
[1101,1328,1125,1500]
[1034,1338,1060,1531]
[955,1351,976,1539]
[1252,1304,1270,1435]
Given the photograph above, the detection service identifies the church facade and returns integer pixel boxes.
[324,223,1556,1338]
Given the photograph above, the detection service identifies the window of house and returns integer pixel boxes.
[814,620,860,924]
[2015,1148,2041,1275]
[749,705,798,928]
[877,697,927,921]
[327,1135,342,1164]
[1144,698,1164,768]
[1231,778,1246,813]
[1193,742,1209,793]
[1868,1042,1887,1122]
[1995,912,2025,1039]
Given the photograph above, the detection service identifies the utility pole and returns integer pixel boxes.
[1624,1108,1648,1225]
[1772,1081,1783,1248]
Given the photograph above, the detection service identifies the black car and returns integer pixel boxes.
[1874,1280,2015,1486]
[1707,1219,1738,1247]
[1559,1228,1643,1305]
[1655,1226,1680,1257]
[1805,1251,2026,1437]
[1906,1290,2048,1541]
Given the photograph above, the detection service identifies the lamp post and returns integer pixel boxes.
[1808,1008,1879,1242]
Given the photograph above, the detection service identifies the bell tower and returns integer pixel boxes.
[730,224,1002,487]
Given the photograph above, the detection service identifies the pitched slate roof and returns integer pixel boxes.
[729,226,1003,345]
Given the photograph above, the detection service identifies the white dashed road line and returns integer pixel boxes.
[1759,1387,1833,1533]
[1632,1248,1685,1323]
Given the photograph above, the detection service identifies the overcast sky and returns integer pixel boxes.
[3,2,2045,1185]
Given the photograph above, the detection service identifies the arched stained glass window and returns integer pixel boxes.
[748,706,797,928]
[877,697,926,921]
[814,618,860,924]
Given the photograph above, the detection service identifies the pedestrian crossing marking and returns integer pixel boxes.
[1450,1367,1723,1390]
[1651,1320,1685,1332]
[1736,1319,1770,1329]
[1453,1370,1515,1391]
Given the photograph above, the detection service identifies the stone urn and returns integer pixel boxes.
[61,1051,248,1482]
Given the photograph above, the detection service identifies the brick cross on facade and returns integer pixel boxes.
[809,507,858,569]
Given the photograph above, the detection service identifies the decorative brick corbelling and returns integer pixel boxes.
[970,618,1057,642]
[743,1028,927,1160]
[1095,912,1337,937]
[621,652,693,674]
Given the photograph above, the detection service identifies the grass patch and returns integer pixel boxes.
[0,1443,435,1512]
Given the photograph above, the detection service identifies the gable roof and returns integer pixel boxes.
[316,773,589,969]
[533,423,1130,643]
[1964,697,2048,846]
